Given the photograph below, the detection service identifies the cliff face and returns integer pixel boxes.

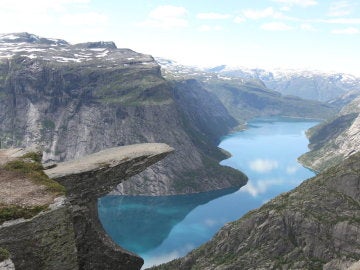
[299,96,360,172]
[152,152,360,270]
[0,33,246,195]
[0,143,173,270]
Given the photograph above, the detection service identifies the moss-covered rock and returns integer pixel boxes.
[0,247,10,262]
[3,153,65,195]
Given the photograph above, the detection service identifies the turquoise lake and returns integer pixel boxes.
[98,117,319,268]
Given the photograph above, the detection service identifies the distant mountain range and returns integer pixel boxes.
[157,58,360,103]
[156,57,336,123]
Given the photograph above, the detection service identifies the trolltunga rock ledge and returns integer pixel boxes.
[0,143,173,270]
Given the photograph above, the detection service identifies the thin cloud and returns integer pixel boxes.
[249,159,279,173]
[272,0,318,8]
[198,25,223,32]
[286,165,300,174]
[328,1,354,17]
[320,18,360,24]
[300,23,316,31]
[0,0,102,35]
[0,0,90,13]
[261,22,293,31]
[280,6,291,11]
[240,178,285,197]
[332,27,359,34]
[243,7,279,20]
[60,12,108,26]
[138,5,188,29]
[234,16,246,23]
[204,218,218,227]
[197,12,231,20]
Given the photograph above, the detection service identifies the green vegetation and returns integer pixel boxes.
[3,152,65,194]
[42,119,55,130]
[92,70,172,105]
[0,91,7,100]
[0,204,48,224]
[0,247,10,262]
[21,151,42,163]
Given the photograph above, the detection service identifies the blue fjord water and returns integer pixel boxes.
[98,117,319,268]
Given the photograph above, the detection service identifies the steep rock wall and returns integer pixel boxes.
[299,96,360,171]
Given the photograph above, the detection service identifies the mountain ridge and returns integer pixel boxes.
[0,32,247,195]
[156,58,360,103]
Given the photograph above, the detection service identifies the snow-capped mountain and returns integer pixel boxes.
[155,58,360,103]
[0,32,153,67]
[207,65,360,102]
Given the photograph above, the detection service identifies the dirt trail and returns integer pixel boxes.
[0,149,56,207]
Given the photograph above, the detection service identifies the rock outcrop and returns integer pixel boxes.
[299,96,360,171]
[0,32,246,195]
[0,143,173,270]
[151,152,360,270]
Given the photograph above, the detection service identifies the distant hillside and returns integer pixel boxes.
[202,79,335,123]
[299,95,360,172]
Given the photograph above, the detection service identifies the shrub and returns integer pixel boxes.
[3,154,65,195]
[0,205,48,224]
[0,247,10,262]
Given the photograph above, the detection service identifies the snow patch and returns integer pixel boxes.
[52,56,82,63]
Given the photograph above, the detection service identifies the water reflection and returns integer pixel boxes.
[98,187,238,254]
[98,117,319,268]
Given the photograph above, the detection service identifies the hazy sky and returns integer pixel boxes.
[0,0,359,74]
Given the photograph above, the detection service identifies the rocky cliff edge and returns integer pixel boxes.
[0,143,173,270]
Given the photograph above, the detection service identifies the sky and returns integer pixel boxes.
[0,0,359,75]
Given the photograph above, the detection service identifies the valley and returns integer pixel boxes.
[99,117,318,268]
[0,32,359,270]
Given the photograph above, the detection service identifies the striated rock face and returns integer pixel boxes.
[299,96,360,171]
[0,198,78,270]
[0,143,173,270]
[151,153,360,270]
[0,32,246,195]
